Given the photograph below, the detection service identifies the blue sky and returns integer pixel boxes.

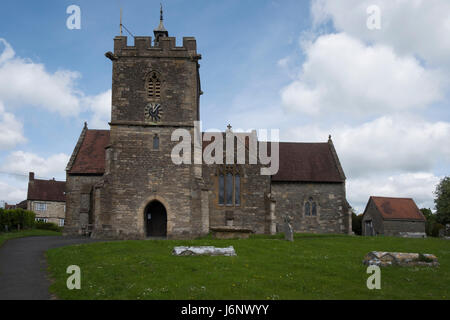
[0,0,449,212]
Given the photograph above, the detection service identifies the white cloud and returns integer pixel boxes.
[285,115,450,179]
[311,0,450,69]
[0,38,110,123]
[0,39,82,116]
[0,39,15,64]
[0,151,69,180]
[348,172,441,213]
[0,102,26,150]
[280,33,444,116]
[0,180,27,204]
[85,89,111,129]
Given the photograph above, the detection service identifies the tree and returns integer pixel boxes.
[420,208,436,237]
[352,211,363,235]
[434,176,450,225]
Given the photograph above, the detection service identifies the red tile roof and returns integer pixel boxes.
[68,130,110,174]
[271,142,344,182]
[370,196,425,221]
[27,179,66,202]
[69,129,345,183]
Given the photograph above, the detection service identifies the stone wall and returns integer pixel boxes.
[29,200,65,225]
[203,162,271,234]
[362,200,384,236]
[63,174,103,235]
[383,220,426,236]
[271,182,349,234]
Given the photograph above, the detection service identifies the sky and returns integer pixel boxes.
[0,0,449,213]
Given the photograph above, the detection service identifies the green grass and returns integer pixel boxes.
[0,229,61,247]
[46,234,449,300]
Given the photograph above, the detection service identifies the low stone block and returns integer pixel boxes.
[363,251,439,267]
[399,232,427,238]
[172,246,237,256]
[210,227,253,239]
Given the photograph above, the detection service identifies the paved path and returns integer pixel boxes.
[0,236,99,300]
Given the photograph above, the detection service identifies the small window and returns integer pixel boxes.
[59,219,65,227]
[35,217,48,223]
[34,202,47,212]
[305,197,318,217]
[153,134,160,150]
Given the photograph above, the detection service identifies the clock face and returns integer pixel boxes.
[145,103,163,122]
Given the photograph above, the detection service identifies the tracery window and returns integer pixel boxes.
[305,197,318,216]
[218,166,241,206]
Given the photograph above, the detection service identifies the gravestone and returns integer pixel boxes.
[172,246,237,256]
[283,215,294,242]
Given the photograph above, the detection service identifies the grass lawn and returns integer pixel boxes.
[46,234,449,300]
[0,229,61,247]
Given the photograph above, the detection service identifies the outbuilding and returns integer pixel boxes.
[362,196,426,237]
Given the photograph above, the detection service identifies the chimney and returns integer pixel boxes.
[29,172,34,181]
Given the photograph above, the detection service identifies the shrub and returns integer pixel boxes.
[34,220,61,232]
[431,223,445,238]
[0,208,35,231]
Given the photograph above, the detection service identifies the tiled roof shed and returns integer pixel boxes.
[369,196,425,221]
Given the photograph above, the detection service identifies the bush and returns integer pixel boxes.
[420,208,443,237]
[431,223,445,238]
[34,220,62,232]
[0,208,35,231]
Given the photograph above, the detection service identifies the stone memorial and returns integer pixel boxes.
[172,246,237,256]
[283,215,294,242]
[363,251,439,267]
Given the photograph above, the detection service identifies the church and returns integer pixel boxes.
[63,12,352,239]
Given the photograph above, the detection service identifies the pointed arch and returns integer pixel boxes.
[146,71,161,99]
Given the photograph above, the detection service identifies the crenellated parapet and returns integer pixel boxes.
[113,36,201,60]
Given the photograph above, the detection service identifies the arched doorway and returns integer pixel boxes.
[145,201,167,237]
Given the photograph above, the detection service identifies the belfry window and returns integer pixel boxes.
[218,167,241,206]
[305,197,318,216]
[147,71,161,99]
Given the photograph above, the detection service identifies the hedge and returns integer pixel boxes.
[0,208,36,231]
[34,220,62,232]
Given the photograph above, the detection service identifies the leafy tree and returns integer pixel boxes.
[420,208,436,237]
[434,176,450,225]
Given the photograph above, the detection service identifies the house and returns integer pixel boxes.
[361,196,426,237]
[3,200,27,210]
[63,10,352,239]
[27,172,66,226]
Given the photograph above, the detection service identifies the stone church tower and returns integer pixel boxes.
[66,11,209,239]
